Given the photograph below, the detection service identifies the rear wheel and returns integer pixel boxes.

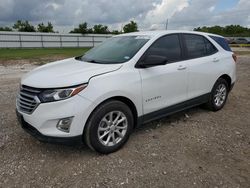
[206,78,229,111]
[84,100,134,154]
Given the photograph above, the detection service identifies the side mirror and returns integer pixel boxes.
[139,55,167,68]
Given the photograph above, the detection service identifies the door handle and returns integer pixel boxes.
[177,65,187,70]
[213,58,219,62]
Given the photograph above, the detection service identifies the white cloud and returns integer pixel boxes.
[0,0,250,32]
[0,0,14,20]
[165,0,250,30]
[209,6,215,12]
[141,0,188,30]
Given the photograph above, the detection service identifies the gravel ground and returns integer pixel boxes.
[0,56,250,188]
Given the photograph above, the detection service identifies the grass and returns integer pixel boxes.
[230,44,250,47]
[0,47,91,60]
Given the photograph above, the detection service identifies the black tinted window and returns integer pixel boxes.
[204,37,218,55]
[184,34,218,59]
[146,34,182,63]
[210,36,232,52]
[184,34,206,59]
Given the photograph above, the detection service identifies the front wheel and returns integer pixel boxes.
[84,100,134,154]
[206,78,229,111]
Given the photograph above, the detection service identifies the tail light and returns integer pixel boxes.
[232,53,237,63]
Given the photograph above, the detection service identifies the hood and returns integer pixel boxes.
[22,58,122,88]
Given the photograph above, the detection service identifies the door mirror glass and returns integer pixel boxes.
[140,55,167,68]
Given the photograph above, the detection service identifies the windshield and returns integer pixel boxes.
[81,36,150,64]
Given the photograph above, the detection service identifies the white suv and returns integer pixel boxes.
[16,31,236,154]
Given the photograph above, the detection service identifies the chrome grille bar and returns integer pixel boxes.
[20,91,36,99]
[18,94,36,103]
[17,99,36,107]
[16,85,42,114]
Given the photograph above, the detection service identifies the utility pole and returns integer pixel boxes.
[121,24,123,33]
[166,19,169,30]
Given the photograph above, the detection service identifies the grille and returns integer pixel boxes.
[17,85,41,114]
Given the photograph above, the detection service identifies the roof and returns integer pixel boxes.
[118,30,223,38]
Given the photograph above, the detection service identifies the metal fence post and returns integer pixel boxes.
[77,36,80,47]
[92,36,95,47]
[19,34,22,48]
[41,35,44,48]
[60,35,62,48]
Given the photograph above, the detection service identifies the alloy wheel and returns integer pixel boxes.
[214,83,227,107]
[97,111,128,147]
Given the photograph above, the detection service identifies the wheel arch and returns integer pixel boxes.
[218,74,232,89]
[110,96,138,127]
[83,96,139,135]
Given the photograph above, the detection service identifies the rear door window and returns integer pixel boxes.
[183,34,218,59]
[184,34,206,59]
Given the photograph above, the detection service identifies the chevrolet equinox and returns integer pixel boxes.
[16,31,236,154]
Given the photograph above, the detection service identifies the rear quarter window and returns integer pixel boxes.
[204,37,218,55]
[209,36,232,52]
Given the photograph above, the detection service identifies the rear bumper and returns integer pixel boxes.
[16,110,82,145]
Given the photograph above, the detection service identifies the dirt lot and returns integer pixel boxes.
[0,55,250,188]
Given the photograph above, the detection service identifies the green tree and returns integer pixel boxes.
[13,20,36,32]
[70,22,88,34]
[193,25,250,37]
[37,22,54,33]
[111,30,121,35]
[123,21,138,33]
[87,28,93,33]
[0,26,12,31]
[92,24,109,34]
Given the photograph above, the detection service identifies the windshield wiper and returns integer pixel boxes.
[87,59,103,64]
[80,57,122,64]
[75,56,82,60]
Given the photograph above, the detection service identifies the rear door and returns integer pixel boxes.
[138,34,188,115]
[182,34,219,99]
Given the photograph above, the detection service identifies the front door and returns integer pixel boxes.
[138,34,188,115]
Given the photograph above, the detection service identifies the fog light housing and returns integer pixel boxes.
[57,117,73,133]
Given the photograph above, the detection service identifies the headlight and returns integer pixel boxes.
[39,84,87,103]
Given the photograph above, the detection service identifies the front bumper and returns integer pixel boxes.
[16,94,96,143]
[17,110,82,144]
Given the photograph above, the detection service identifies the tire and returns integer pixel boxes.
[84,100,134,154]
[206,78,229,111]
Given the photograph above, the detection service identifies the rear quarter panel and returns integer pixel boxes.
[216,51,236,84]
[187,50,236,100]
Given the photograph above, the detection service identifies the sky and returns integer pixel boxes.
[0,0,249,33]
[215,0,237,11]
